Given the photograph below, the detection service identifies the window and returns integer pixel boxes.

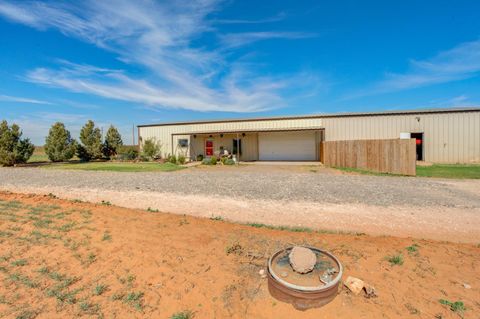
[232,139,242,155]
[178,139,188,147]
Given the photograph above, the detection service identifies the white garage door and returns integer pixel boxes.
[258,131,317,161]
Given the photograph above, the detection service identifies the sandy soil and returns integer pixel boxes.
[2,185,480,244]
[0,192,478,319]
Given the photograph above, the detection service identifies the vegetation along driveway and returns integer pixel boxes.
[0,165,479,243]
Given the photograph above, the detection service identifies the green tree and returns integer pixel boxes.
[103,125,123,158]
[77,120,103,161]
[44,122,76,162]
[142,138,161,160]
[0,120,34,166]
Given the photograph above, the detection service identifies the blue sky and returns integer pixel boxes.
[0,0,479,144]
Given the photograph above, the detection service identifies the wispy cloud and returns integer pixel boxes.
[346,39,480,99]
[0,94,52,105]
[0,0,319,113]
[213,12,286,24]
[219,31,315,49]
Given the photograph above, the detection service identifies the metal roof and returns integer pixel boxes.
[137,107,480,128]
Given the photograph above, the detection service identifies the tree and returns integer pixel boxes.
[0,120,34,166]
[103,125,123,158]
[142,138,161,160]
[44,122,76,162]
[77,120,103,161]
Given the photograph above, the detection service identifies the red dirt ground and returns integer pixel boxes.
[0,191,478,318]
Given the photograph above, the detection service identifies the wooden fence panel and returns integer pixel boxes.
[323,139,416,176]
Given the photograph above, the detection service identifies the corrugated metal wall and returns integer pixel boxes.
[322,111,480,163]
[138,110,480,163]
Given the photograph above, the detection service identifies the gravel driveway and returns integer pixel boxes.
[1,166,479,242]
[0,166,478,207]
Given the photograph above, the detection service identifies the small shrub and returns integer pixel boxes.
[196,154,204,161]
[387,254,404,266]
[210,215,223,221]
[177,155,186,165]
[117,146,138,161]
[224,158,235,165]
[168,154,177,164]
[142,138,161,160]
[210,156,217,165]
[201,158,211,165]
[147,207,159,213]
[170,310,195,319]
[100,200,111,206]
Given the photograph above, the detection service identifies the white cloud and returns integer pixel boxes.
[219,31,315,49]
[0,94,52,105]
[0,0,319,113]
[346,39,480,99]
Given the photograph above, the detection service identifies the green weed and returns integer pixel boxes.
[93,284,108,296]
[387,254,404,266]
[170,310,195,319]
[439,299,466,313]
[11,259,28,267]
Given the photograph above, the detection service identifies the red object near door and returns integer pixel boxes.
[416,139,422,145]
[205,140,214,156]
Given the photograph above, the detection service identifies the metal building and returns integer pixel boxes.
[138,107,480,163]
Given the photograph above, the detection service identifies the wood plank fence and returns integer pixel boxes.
[322,139,416,176]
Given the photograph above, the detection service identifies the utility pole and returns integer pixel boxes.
[132,124,135,146]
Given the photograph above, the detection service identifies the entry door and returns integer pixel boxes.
[411,132,423,161]
[205,140,214,156]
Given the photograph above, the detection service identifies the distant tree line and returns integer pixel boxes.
[0,119,125,166]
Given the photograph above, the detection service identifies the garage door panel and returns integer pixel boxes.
[258,131,316,161]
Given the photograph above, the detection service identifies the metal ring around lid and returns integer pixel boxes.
[267,246,343,292]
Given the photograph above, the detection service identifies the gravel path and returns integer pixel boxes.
[1,166,479,242]
[0,166,479,208]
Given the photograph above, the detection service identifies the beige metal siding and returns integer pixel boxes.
[139,111,480,163]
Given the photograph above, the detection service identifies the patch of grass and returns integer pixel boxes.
[33,218,53,228]
[102,232,112,241]
[0,230,14,238]
[210,215,224,221]
[45,162,185,172]
[11,259,28,267]
[170,310,195,319]
[85,253,97,265]
[334,166,399,176]
[124,291,144,311]
[93,284,108,296]
[245,222,313,233]
[225,243,243,255]
[146,207,159,212]
[9,273,39,288]
[100,200,111,206]
[387,254,404,266]
[78,301,99,315]
[57,222,76,232]
[406,244,419,254]
[15,309,38,319]
[417,164,480,179]
[439,299,466,313]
